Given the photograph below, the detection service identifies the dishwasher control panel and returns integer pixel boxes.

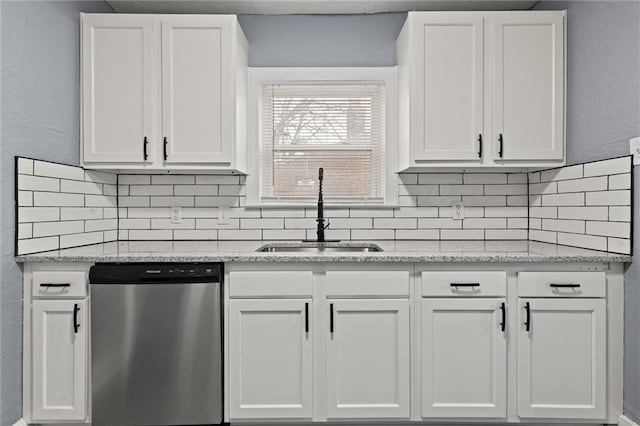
[90,263,223,284]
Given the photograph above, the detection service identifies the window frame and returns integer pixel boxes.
[246,67,398,207]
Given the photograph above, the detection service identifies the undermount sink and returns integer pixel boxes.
[256,242,383,253]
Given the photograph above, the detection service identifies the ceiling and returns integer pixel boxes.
[106,0,538,14]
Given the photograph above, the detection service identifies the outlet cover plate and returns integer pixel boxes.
[452,201,464,220]
[630,137,640,165]
[170,206,182,224]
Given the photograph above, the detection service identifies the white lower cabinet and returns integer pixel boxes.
[31,299,88,422]
[517,298,607,420]
[228,299,312,419]
[326,299,410,419]
[421,298,506,418]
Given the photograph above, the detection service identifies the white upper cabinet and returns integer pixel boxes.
[408,13,484,162]
[491,13,565,162]
[81,14,248,171]
[81,15,154,164]
[397,11,565,169]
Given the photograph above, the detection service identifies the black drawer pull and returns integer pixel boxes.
[477,134,483,158]
[549,283,581,289]
[329,303,334,334]
[524,302,531,332]
[450,283,480,288]
[39,283,70,288]
[73,303,80,334]
[499,302,506,333]
[163,137,168,161]
[305,302,309,334]
[143,136,149,160]
[498,133,504,158]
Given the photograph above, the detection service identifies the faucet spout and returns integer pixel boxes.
[316,167,326,242]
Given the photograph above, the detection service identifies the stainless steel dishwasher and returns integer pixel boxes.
[89,263,223,426]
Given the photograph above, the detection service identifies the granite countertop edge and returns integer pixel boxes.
[15,240,632,264]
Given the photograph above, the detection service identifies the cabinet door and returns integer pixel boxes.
[161,16,232,164]
[412,13,484,161]
[229,299,312,419]
[517,298,606,419]
[327,299,410,419]
[32,300,88,422]
[421,298,506,418]
[82,15,155,164]
[491,12,564,161]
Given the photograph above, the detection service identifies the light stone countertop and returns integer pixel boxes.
[15,240,631,263]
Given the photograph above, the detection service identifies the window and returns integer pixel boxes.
[247,68,397,206]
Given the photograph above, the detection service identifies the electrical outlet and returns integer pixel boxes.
[170,206,182,224]
[452,201,464,220]
[218,206,230,225]
[630,137,640,165]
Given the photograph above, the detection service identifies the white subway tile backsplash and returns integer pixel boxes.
[151,175,196,185]
[609,173,631,190]
[61,179,103,194]
[33,192,84,207]
[59,231,104,249]
[16,157,631,256]
[557,232,607,251]
[540,164,583,182]
[583,156,631,177]
[18,175,59,192]
[18,191,33,207]
[418,173,462,184]
[608,237,631,254]
[18,237,59,254]
[440,229,484,240]
[557,176,608,193]
[395,229,439,240]
[130,185,173,196]
[542,219,585,234]
[33,221,84,237]
[374,218,417,229]
[34,161,85,181]
[19,207,60,223]
[18,158,34,175]
[440,185,483,195]
[174,229,218,240]
[463,173,507,184]
[586,190,630,206]
[557,206,608,221]
[585,221,630,238]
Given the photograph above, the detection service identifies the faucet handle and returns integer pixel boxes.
[324,221,330,230]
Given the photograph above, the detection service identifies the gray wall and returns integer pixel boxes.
[0,1,112,424]
[238,13,407,66]
[0,3,638,424]
[534,1,640,422]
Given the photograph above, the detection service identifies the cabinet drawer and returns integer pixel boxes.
[518,272,606,298]
[326,270,409,297]
[32,271,87,298]
[421,271,506,297]
[229,271,312,297]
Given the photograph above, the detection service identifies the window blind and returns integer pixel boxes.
[260,83,386,203]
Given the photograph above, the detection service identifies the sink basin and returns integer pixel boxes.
[257,242,383,253]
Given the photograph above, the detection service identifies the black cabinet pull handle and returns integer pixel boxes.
[143,136,149,161]
[500,302,506,332]
[498,133,504,158]
[329,303,334,334]
[524,302,531,332]
[450,283,480,288]
[305,302,309,334]
[39,283,70,288]
[73,303,80,334]
[477,134,483,158]
[163,137,168,161]
[550,283,581,288]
